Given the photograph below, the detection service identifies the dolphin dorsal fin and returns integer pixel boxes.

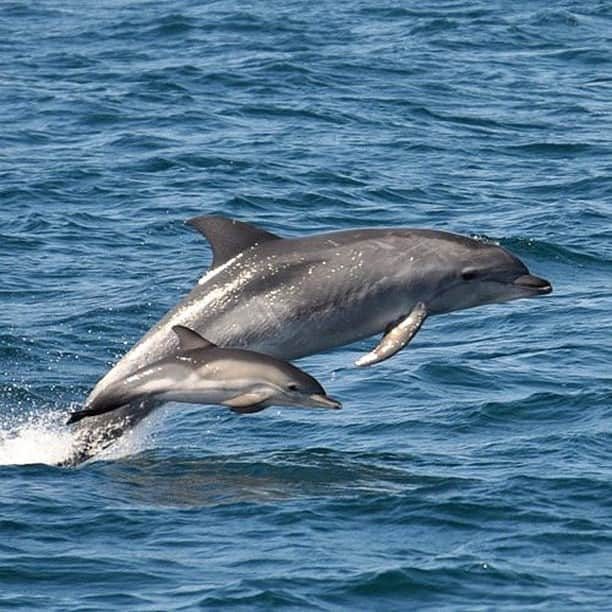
[187,215,281,269]
[172,325,217,351]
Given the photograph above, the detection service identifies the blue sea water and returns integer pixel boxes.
[1,0,611,608]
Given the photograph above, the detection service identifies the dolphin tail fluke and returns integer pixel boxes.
[356,302,428,367]
[66,392,132,425]
[66,406,106,425]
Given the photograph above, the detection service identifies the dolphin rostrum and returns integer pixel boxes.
[66,216,551,464]
[67,325,341,424]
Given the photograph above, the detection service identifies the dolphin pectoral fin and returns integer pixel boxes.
[229,402,268,415]
[224,393,269,414]
[187,216,281,269]
[355,302,428,367]
[224,392,266,408]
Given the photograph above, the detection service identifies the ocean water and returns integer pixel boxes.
[1,0,611,608]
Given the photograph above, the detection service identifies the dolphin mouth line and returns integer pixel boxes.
[512,274,553,295]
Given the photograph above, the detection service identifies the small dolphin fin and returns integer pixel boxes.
[66,392,136,424]
[187,215,281,269]
[172,325,216,351]
[66,405,111,425]
[356,302,428,367]
[66,409,91,425]
[229,402,268,415]
[224,392,268,414]
[66,396,153,427]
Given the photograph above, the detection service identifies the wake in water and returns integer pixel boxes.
[0,406,156,467]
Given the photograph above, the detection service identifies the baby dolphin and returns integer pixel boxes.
[66,325,340,424]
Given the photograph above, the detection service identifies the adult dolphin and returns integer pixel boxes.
[65,216,551,464]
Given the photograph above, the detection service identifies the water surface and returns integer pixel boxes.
[1,1,611,609]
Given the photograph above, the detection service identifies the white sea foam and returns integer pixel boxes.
[0,407,156,467]
[0,409,77,466]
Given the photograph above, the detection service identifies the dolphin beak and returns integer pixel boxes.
[513,274,552,295]
[307,394,342,409]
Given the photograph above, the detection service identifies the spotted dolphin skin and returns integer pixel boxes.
[66,325,340,425]
[66,216,551,464]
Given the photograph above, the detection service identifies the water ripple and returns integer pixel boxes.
[2,0,612,609]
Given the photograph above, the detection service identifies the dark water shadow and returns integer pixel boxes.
[94,447,424,508]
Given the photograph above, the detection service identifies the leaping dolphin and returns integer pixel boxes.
[66,216,551,465]
[66,325,340,424]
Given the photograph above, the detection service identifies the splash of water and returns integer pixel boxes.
[0,406,156,467]
[0,409,76,466]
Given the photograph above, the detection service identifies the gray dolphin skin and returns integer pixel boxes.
[66,216,551,465]
[67,325,340,424]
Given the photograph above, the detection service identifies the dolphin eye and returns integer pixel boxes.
[461,270,478,281]
[287,383,299,392]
